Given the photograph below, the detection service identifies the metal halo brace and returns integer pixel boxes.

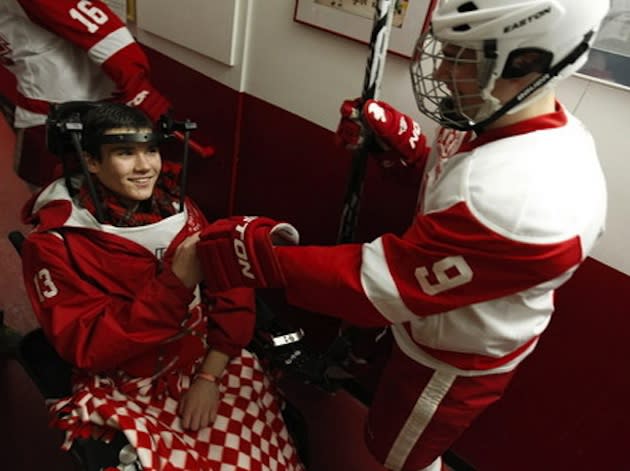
[157,114,198,212]
[45,102,201,222]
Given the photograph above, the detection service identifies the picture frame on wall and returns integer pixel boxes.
[578,0,630,90]
[293,0,434,59]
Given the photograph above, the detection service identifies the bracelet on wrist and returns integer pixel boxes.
[195,372,217,384]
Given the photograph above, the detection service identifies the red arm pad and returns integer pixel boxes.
[197,216,299,292]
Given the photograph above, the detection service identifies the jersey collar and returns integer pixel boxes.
[460,101,568,152]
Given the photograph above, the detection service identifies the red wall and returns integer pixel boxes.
[144,48,420,242]
[144,49,242,220]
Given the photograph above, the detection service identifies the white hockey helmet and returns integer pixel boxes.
[410,0,610,131]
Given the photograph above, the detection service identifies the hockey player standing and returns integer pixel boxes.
[0,0,170,188]
[195,1,610,470]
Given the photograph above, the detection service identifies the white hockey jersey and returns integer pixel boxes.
[0,0,169,127]
[276,103,607,375]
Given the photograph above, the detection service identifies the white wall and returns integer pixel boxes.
[564,78,630,274]
[245,1,432,134]
[134,0,630,275]
[133,1,252,91]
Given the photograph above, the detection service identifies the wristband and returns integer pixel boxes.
[195,372,217,384]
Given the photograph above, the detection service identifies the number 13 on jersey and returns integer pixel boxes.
[33,268,59,302]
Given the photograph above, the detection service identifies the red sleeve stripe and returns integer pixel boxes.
[361,237,419,324]
[16,92,50,116]
[87,27,135,65]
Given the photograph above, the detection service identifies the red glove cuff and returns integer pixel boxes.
[122,81,171,122]
[336,98,364,150]
[197,216,299,292]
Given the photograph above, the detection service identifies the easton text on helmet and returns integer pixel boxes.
[503,7,552,34]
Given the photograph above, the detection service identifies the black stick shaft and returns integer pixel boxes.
[179,128,190,212]
[337,0,396,244]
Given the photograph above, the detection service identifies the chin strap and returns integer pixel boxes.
[472,30,595,133]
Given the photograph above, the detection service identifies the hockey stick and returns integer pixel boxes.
[323,0,397,407]
[337,0,397,244]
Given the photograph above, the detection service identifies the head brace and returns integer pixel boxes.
[45,101,198,222]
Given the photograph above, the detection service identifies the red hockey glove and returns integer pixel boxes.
[336,98,366,150]
[118,80,172,122]
[336,98,429,168]
[197,216,299,292]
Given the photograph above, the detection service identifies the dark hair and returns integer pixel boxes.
[82,103,153,159]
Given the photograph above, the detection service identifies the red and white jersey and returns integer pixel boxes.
[0,0,169,127]
[21,172,254,376]
[276,103,607,375]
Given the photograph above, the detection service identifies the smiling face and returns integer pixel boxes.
[85,127,162,204]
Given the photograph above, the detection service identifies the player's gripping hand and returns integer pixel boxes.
[197,216,299,292]
[336,98,367,150]
[336,98,429,168]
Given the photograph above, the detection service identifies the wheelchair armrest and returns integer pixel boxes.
[8,230,25,255]
[16,328,73,399]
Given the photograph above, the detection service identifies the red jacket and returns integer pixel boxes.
[21,172,254,377]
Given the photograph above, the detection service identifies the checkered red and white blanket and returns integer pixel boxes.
[48,350,306,471]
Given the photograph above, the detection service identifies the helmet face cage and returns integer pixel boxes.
[410,0,611,132]
[410,31,491,131]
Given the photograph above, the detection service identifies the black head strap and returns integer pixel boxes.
[97,132,161,145]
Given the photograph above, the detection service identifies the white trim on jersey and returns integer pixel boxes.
[14,107,47,127]
[392,324,539,377]
[87,26,135,65]
[361,237,419,324]
[384,370,456,471]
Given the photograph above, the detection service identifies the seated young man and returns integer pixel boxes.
[20,103,304,471]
